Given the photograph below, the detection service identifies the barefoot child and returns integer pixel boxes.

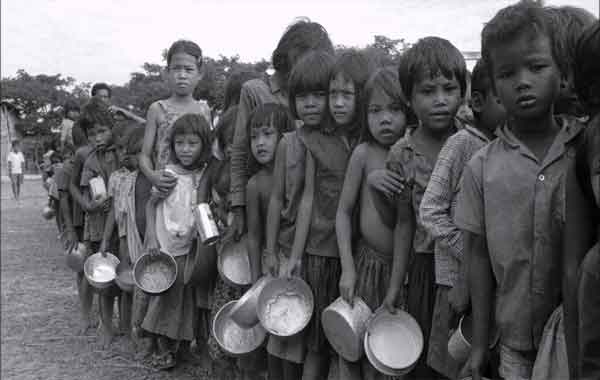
[368,37,467,379]
[419,58,506,379]
[142,113,212,370]
[455,3,587,378]
[336,67,409,380]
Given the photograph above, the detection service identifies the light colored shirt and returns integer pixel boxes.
[7,151,25,174]
[455,118,584,351]
[107,168,133,238]
[420,125,491,286]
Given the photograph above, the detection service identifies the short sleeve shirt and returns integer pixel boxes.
[7,151,25,174]
[455,118,584,351]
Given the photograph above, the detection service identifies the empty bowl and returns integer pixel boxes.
[218,235,252,287]
[84,252,120,289]
[448,313,500,363]
[212,300,267,356]
[133,252,177,294]
[230,275,273,328]
[66,242,88,272]
[257,276,313,337]
[42,205,56,220]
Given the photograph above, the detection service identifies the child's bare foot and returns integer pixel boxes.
[78,318,93,335]
[100,329,114,350]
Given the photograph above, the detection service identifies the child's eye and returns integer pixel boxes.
[420,88,433,95]
[368,107,381,113]
[530,64,547,72]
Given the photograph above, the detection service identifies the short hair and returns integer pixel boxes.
[398,36,467,99]
[166,40,203,69]
[362,67,409,142]
[223,71,261,111]
[331,49,372,126]
[482,1,556,83]
[574,21,600,112]
[169,113,212,165]
[287,50,335,120]
[91,83,111,98]
[545,6,597,78]
[272,18,334,76]
[214,106,239,153]
[471,59,494,96]
[11,139,20,148]
[63,100,80,119]
[79,97,114,132]
[125,127,145,154]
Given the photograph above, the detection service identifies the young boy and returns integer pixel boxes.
[454,2,586,379]
[368,36,468,379]
[7,140,25,202]
[574,21,600,380]
[419,58,506,379]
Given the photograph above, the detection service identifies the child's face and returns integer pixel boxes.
[12,143,21,152]
[329,73,356,125]
[368,87,407,146]
[490,33,560,122]
[295,90,327,126]
[95,89,111,106]
[174,132,203,168]
[250,124,279,165]
[167,52,202,97]
[410,72,463,133]
[88,124,113,151]
[67,110,80,120]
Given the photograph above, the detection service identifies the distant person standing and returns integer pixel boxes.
[7,140,25,202]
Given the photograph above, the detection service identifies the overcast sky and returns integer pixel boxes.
[2,0,598,86]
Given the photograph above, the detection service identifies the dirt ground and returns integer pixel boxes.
[0,181,214,380]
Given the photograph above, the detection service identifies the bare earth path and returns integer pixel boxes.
[1,181,211,380]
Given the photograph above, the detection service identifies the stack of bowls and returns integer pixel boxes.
[84,252,120,289]
[322,297,373,362]
[363,309,423,376]
[133,252,177,294]
[212,300,267,356]
[230,276,273,328]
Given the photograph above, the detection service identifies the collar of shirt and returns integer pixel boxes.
[464,124,492,143]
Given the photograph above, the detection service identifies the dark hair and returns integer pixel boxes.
[169,113,212,166]
[288,50,335,120]
[61,143,76,157]
[167,40,203,69]
[574,21,600,112]
[91,83,111,98]
[398,36,467,99]
[63,100,80,119]
[331,50,372,130]
[482,0,557,85]
[471,59,494,96]
[79,97,114,132]
[11,139,20,148]
[214,106,239,154]
[545,6,596,78]
[362,68,409,142]
[125,127,145,154]
[272,18,334,77]
[223,71,261,111]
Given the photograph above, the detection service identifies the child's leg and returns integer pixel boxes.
[77,272,94,333]
[302,351,329,380]
[15,175,22,200]
[337,356,361,380]
[10,177,18,199]
[283,360,303,380]
[268,355,284,380]
[119,292,132,334]
[99,292,115,348]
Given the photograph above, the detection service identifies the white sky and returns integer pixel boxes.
[2,0,598,86]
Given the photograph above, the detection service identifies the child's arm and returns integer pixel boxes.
[286,151,315,278]
[264,139,287,276]
[367,169,402,228]
[99,205,115,256]
[144,193,161,256]
[246,177,263,282]
[383,198,414,313]
[336,145,366,304]
[58,190,76,250]
[109,105,146,124]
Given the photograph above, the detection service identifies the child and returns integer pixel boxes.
[368,36,467,379]
[60,100,81,150]
[419,58,506,379]
[336,68,409,380]
[7,140,25,202]
[454,2,586,379]
[142,113,212,370]
[574,21,600,380]
[140,40,212,196]
[79,99,121,348]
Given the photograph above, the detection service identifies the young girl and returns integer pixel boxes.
[143,113,212,370]
[265,50,347,380]
[336,68,409,380]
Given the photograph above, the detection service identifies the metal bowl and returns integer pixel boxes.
[133,252,177,294]
[66,242,88,272]
[448,313,500,363]
[212,300,267,356]
[42,205,56,220]
[84,252,120,289]
[230,275,273,328]
[322,296,373,362]
[218,235,252,287]
[364,309,423,376]
[257,276,314,337]
[115,262,135,293]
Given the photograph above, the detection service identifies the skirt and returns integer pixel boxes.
[302,254,342,354]
[141,255,197,341]
[354,240,393,312]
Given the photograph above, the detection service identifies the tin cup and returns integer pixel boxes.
[194,203,219,246]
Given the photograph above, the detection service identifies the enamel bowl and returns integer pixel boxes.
[133,252,177,294]
[230,275,273,328]
[218,235,252,287]
[84,252,120,289]
[212,300,267,356]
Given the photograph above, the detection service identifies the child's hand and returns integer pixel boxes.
[367,169,405,199]
[99,241,108,257]
[448,283,469,315]
[339,269,356,306]
[86,197,105,212]
[381,290,398,314]
[230,207,246,242]
[146,237,160,256]
[284,257,302,278]
[151,170,177,195]
[264,250,279,277]
[460,346,488,380]
[63,228,78,252]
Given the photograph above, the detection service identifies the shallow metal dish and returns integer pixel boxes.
[212,300,267,356]
[133,252,177,294]
[230,275,273,328]
[364,309,423,375]
[84,252,120,289]
[218,235,252,287]
[364,328,406,377]
[257,276,314,337]
[322,296,372,362]
[66,242,88,273]
[42,205,55,220]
